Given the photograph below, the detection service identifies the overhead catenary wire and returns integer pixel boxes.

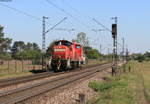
[60,0,92,20]
[45,0,91,29]
[0,1,113,34]
[58,0,113,49]
[60,0,114,48]
[45,0,76,31]
[0,3,73,33]
[60,0,111,31]
[61,0,80,14]
[45,17,67,34]
[93,18,112,32]
[46,0,112,36]
[0,2,76,32]
[0,3,52,25]
[60,0,94,23]
[0,3,75,32]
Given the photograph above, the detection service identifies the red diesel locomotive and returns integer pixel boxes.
[49,40,85,71]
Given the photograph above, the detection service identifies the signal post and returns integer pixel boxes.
[111,17,118,76]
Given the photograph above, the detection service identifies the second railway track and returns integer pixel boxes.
[0,63,109,88]
[0,71,64,88]
[0,63,112,104]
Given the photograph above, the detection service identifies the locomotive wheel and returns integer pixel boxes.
[56,60,61,71]
[76,61,80,68]
[66,59,71,69]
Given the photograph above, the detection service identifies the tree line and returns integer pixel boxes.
[0,25,42,61]
[132,52,150,62]
[0,25,102,61]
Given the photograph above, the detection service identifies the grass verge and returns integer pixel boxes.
[88,61,150,104]
[0,71,32,79]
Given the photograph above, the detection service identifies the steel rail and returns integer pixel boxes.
[0,63,111,104]
[0,62,109,88]
[0,72,64,88]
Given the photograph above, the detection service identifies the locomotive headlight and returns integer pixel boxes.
[54,48,66,52]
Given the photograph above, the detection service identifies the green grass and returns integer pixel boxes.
[88,61,150,104]
[0,71,32,79]
[85,60,109,67]
[89,79,127,92]
[136,61,150,103]
[0,60,42,79]
[0,60,106,79]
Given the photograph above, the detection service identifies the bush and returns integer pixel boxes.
[0,53,11,60]
[89,79,127,92]
[136,54,145,62]
[89,81,113,92]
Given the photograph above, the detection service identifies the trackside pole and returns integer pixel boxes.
[111,17,118,76]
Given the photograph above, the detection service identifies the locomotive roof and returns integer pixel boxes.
[55,40,82,46]
[54,40,73,46]
[56,40,72,43]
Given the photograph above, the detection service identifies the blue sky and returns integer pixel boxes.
[0,0,150,54]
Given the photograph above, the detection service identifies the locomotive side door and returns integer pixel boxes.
[75,44,82,60]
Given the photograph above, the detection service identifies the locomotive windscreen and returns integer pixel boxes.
[55,40,72,46]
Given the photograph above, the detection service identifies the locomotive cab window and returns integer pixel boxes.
[55,40,72,46]
[76,45,81,49]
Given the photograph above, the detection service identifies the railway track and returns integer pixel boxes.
[0,71,64,88]
[0,62,109,88]
[0,63,112,104]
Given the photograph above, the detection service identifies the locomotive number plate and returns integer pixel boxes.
[54,49,66,52]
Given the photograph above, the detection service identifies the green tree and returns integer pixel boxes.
[136,54,145,62]
[25,42,40,51]
[25,42,33,50]
[15,51,27,60]
[88,49,101,59]
[0,25,12,59]
[15,50,41,60]
[144,52,150,61]
[12,41,41,60]
[11,41,25,55]
[46,40,58,57]
[75,32,89,47]
[0,26,12,53]
[32,43,40,51]
[84,46,101,59]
